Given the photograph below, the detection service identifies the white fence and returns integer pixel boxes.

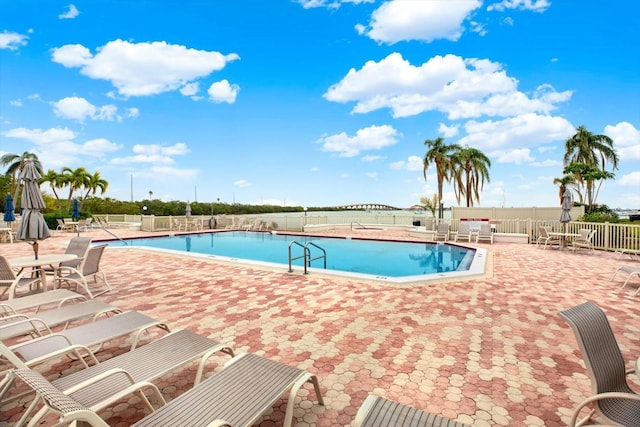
[101,211,639,253]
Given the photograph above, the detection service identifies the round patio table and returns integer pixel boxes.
[9,254,78,291]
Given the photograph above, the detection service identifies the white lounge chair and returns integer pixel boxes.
[475,222,494,244]
[7,311,170,368]
[454,222,472,242]
[0,299,120,341]
[1,329,234,425]
[434,222,449,241]
[9,351,323,427]
[610,265,640,296]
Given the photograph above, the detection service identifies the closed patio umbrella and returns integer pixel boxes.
[16,159,51,259]
[560,188,572,224]
[72,198,80,220]
[3,194,15,223]
[185,201,192,218]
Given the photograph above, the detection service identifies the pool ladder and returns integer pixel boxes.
[288,241,326,274]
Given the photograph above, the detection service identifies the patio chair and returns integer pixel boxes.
[570,229,596,253]
[0,299,120,341]
[54,244,111,298]
[0,256,45,300]
[454,222,472,242]
[475,222,494,244]
[9,350,323,427]
[558,301,640,426]
[354,395,470,427]
[42,237,92,278]
[434,222,449,241]
[610,265,640,296]
[536,226,560,249]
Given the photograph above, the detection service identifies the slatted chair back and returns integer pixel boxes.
[9,368,110,427]
[558,301,640,426]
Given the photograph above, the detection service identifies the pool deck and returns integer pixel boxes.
[1,227,639,426]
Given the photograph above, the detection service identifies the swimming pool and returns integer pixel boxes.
[109,231,487,283]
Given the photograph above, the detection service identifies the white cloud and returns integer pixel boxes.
[0,31,28,50]
[53,96,120,121]
[59,4,80,19]
[4,126,77,144]
[605,121,640,160]
[3,126,122,167]
[358,0,482,44]
[310,167,319,172]
[390,155,423,171]
[51,39,240,97]
[361,155,383,162]
[487,0,551,13]
[365,172,378,179]
[180,82,199,96]
[207,79,240,103]
[234,179,251,187]
[458,113,575,151]
[438,123,459,138]
[491,148,533,164]
[111,143,189,165]
[296,0,372,9]
[324,53,572,119]
[319,124,399,157]
[618,171,640,187]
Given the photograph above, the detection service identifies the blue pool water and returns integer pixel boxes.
[110,231,480,281]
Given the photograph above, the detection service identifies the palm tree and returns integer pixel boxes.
[452,146,491,207]
[60,167,90,211]
[553,175,583,205]
[563,125,618,209]
[40,169,66,211]
[0,151,43,210]
[79,172,108,210]
[423,137,460,219]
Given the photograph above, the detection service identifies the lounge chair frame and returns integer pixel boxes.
[610,265,640,296]
[9,351,322,427]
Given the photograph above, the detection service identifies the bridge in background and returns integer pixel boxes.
[332,203,402,211]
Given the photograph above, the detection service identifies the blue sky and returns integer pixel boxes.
[1,0,638,209]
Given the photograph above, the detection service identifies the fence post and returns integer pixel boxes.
[604,222,610,251]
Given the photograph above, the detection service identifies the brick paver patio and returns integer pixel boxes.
[1,227,639,426]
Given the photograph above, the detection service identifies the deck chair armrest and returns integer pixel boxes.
[206,421,232,427]
[9,334,100,367]
[9,332,73,350]
[570,392,640,427]
[0,313,31,322]
[62,368,153,397]
[55,266,82,277]
[0,316,52,335]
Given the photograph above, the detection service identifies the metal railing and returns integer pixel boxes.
[288,240,327,275]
